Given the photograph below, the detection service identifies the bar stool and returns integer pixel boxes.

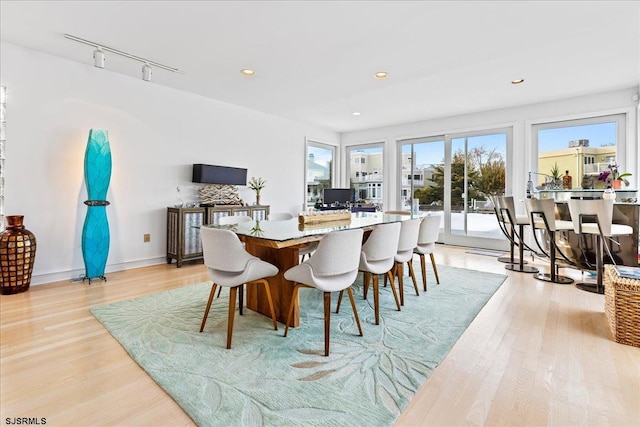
[568,198,633,294]
[525,198,574,284]
[496,196,538,274]
[491,195,529,265]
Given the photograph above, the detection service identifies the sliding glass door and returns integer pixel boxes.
[450,132,507,241]
[399,128,509,249]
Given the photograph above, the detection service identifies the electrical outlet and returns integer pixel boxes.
[143,233,151,242]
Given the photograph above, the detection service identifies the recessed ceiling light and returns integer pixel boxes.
[240,69,255,76]
[511,78,525,84]
[352,112,361,116]
[374,72,388,79]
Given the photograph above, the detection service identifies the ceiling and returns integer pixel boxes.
[1,1,639,133]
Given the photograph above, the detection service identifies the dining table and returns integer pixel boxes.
[204,211,421,327]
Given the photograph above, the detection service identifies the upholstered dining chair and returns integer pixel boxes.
[336,222,402,325]
[267,211,318,260]
[495,196,539,274]
[283,228,364,356]
[414,215,441,291]
[267,212,294,221]
[218,215,252,225]
[567,198,633,294]
[388,218,422,306]
[200,227,278,349]
[525,198,575,284]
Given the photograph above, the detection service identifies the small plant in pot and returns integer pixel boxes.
[549,162,562,189]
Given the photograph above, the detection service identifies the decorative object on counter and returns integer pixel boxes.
[602,187,616,201]
[82,129,111,284]
[198,184,243,206]
[174,186,184,207]
[562,170,572,189]
[549,162,563,189]
[0,215,36,295]
[599,161,632,190]
[248,176,266,205]
[581,174,594,189]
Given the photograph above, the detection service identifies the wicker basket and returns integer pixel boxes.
[604,265,640,347]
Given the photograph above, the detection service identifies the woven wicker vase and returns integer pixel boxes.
[0,215,37,295]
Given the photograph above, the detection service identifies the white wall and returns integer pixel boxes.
[0,42,338,285]
[341,88,639,210]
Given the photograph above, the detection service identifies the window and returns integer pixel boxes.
[348,144,384,209]
[534,114,626,189]
[306,141,335,207]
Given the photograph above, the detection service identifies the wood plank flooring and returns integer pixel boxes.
[1,245,638,426]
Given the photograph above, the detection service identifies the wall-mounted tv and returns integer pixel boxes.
[323,188,352,205]
[192,164,247,186]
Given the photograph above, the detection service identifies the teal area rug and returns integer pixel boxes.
[91,265,506,426]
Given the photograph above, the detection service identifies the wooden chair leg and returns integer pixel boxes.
[260,279,278,330]
[407,259,419,296]
[363,271,371,299]
[284,284,301,338]
[200,283,218,332]
[216,286,222,298]
[386,271,401,311]
[419,253,427,291]
[226,287,238,349]
[239,283,244,315]
[373,275,380,325]
[397,262,405,306]
[430,253,440,284]
[323,291,331,356]
[346,287,363,336]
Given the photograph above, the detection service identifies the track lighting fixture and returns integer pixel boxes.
[93,47,105,68]
[64,34,184,81]
[141,63,152,82]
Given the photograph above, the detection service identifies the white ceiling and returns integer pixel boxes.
[1,1,639,133]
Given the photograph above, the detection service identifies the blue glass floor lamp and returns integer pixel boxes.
[82,129,111,283]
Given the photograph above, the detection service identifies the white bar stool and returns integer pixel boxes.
[567,198,633,294]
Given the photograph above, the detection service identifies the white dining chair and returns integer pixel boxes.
[218,215,252,225]
[391,218,421,306]
[414,215,441,291]
[200,227,278,349]
[283,228,364,356]
[267,211,317,260]
[337,222,402,325]
[268,212,294,221]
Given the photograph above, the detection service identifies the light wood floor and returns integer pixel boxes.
[1,246,638,426]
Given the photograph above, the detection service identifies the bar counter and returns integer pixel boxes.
[531,187,638,269]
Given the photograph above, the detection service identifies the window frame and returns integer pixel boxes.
[305,139,338,210]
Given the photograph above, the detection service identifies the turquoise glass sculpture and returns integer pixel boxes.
[81,129,111,282]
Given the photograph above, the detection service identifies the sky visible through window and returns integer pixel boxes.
[538,122,616,152]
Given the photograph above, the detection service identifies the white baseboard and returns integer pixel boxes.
[28,257,168,286]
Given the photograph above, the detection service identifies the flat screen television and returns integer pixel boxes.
[192,164,247,186]
[323,188,352,205]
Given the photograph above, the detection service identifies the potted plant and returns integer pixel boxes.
[549,162,562,189]
[604,161,632,189]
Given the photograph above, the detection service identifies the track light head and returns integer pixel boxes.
[141,63,152,82]
[93,47,105,68]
